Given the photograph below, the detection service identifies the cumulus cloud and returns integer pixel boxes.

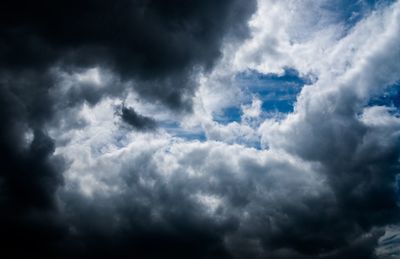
[1,0,400,259]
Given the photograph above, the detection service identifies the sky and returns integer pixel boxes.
[0,0,400,258]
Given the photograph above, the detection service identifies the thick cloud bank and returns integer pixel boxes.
[0,0,255,108]
[1,0,400,259]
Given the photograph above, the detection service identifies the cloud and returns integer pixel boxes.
[0,0,256,109]
[1,0,400,259]
[120,106,157,131]
[0,0,256,258]
[57,135,325,259]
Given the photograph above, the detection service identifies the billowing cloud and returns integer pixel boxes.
[0,0,256,109]
[1,1,400,259]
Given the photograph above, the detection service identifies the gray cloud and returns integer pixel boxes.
[120,106,157,130]
[0,0,256,109]
[1,1,400,259]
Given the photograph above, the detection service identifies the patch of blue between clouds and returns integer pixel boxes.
[215,67,312,124]
[161,121,207,142]
[215,106,242,124]
[163,68,311,143]
[324,0,397,37]
[368,81,400,114]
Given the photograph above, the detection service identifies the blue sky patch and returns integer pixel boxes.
[168,68,311,142]
[323,0,397,37]
[338,1,395,22]
[236,68,310,113]
[368,81,400,110]
[161,121,207,141]
[212,68,311,124]
[214,106,242,124]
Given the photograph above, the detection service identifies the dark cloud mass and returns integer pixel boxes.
[1,0,400,259]
[0,0,256,109]
[120,106,157,130]
[0,0,256,258]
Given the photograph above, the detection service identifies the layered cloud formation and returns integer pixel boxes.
[1,1,400,258]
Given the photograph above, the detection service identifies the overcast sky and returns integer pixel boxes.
[1,0,400,258]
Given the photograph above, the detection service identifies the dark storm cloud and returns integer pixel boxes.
[0,0,256,109]
[0,69,66,257]
[120,106,157,130]
[0,0,256,258]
